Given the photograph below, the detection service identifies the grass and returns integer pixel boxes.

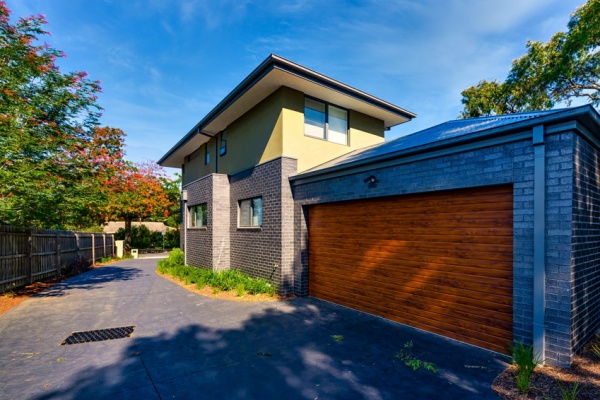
[331,335,344,342]
[157,249,276,296]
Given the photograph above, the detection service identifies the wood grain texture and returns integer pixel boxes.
[308,185,514,354]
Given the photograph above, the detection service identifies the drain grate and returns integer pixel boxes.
[61,326,136,345]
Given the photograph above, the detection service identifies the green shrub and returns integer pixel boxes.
[236,283,245,297]
[156,256,276,296]
[509,341,542,393]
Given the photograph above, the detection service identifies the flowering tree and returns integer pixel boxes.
[0,2,103,227]
[99,161,176,251]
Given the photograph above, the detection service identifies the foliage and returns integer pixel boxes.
[557,381,582,400]
[157,250,276,296]
[394,341,438,373]
[114,225,179,249]
[235,283,245,297]
[509,341,542,393]
[460,0,600,118]
[0,2,110,228]
[331,335,344,342]
[157,248,185,271]
[98,161,176,251]
[592,333,600,359]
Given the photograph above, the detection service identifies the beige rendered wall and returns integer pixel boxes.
[280,87,385,173]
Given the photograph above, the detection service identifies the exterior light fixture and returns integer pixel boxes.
[363,175,378,185]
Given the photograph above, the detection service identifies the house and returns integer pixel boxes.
[159,54,600,367]
[102,221,175,234]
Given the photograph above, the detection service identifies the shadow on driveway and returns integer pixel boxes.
[33,266,144,298]
[33,296,508,400]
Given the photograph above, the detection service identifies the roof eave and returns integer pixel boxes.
[158,54,416,167]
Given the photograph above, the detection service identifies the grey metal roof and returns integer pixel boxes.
[297,107,583,177]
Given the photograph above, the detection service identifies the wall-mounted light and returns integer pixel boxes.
[363,175,378,185]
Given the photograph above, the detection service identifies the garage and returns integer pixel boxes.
[308,185,513,354]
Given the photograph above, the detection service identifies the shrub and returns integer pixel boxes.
[509,341,542,393]
[156,253,276,296]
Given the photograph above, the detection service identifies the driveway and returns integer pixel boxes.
[0,258,508,399]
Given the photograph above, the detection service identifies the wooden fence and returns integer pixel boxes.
[0,225,115,293]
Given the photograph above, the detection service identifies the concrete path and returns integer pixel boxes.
[0,258,509,399]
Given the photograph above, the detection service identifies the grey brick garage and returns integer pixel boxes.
[291,105,600,367]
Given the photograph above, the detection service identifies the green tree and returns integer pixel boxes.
[0,2,106,227]
[460,0,600,118]
[99,161,176,251]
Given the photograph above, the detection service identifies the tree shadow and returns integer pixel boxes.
[33,298,508,400]
[33,266,144,297]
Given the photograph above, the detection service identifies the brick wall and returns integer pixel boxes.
[184,175,213,269]
[572,134,600,358]
[544,132,575,366]
[229,157,297,293]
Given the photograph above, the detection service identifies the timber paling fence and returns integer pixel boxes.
[0,225,115,294]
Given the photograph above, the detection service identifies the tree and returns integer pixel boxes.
[99,161,176,251]
[0,2,105,227]
[460,0,600,118]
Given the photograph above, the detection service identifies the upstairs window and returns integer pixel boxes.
[304,97,348,145]
[189,204,207,227]
[239,197,262,227]
[205,143,210,165]
[219,131,227,156]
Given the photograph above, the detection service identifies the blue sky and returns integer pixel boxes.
[7,0,583,175]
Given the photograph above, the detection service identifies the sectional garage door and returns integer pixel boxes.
[308,185,513,353]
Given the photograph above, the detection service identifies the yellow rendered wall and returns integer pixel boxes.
[182,85,386,183]
[280,87,385,173]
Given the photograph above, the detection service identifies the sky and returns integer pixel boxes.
[6,0,585,175]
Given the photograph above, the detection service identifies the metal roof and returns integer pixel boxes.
[295,105,598,179]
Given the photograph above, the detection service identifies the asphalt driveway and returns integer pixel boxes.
[0,257,509,399]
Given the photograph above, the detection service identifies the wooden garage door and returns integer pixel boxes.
[309,185,513,354]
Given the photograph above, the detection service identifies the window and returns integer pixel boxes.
[239,197,262,227]
[304,97,348,145]
[219,131,227,156]
[189,204,207,227]
[205,144,210,165]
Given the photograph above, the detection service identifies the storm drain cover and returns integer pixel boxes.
[61,326,136,345]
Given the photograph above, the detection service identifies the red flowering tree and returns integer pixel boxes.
[99,161,175,252]
[0,2,104,227]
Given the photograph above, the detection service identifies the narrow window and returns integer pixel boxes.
[328,105,348,145]
[239,197,262,227]
[219,130,227,156]
[304,98,326,139]
[205,143,210,165]
[189,204,207,227]
[304,97,348,145]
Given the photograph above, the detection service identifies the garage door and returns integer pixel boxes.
[308,185,513,354]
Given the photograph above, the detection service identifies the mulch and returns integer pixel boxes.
[493,335,600,399]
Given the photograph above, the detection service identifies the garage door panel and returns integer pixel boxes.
[311,248,513,281]
[308,230,513,246]
[310,266,513,307]
[311,241,513,263]
[312,247,514,275]
[309,273,513,325]
[308,185,514,353]
[310,259,513,296]
[311,240,513,261]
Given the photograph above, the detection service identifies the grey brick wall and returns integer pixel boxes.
[572,134,600,358]
[183,174,231,270]
[184,175,213,269]
[544,132,575,366]
[229,157,297,294]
